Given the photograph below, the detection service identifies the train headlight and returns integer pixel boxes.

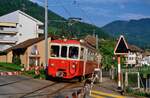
[72,64,76,69]
[50,63,54,67]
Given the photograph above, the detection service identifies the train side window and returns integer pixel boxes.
[80,48,84,59]
[69,46,79,59]
[51,45,60,57]
[61,46,67,58]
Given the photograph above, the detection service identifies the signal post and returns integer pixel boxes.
[114,35,128,90]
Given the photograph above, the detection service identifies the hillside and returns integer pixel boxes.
[0,0,109,39]
[102,18,150,48]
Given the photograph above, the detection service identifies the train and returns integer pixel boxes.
[46,36,101,81]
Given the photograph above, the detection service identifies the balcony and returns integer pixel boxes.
[0,37,18,44]
[37,29,44,34]
[0,28,18,35]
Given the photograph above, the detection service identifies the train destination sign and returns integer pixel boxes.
[114,35,128,55]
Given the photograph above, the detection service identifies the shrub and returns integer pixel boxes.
[12,56,21,65]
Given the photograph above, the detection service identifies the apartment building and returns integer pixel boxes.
[0,10,43,51]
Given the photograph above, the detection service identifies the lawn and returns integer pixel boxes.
[0,62,23,71]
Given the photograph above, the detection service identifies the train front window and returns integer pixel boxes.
[69,46,79,59]
[61,46,67,58]
[51,45,60,57]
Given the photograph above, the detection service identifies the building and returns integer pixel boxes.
[0,36,56,67]
[0,10,44,51]
[126,44,143,67]
[141,51,150,66]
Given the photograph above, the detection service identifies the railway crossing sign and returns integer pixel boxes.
[114,35,128,55]
[114,35,128,90]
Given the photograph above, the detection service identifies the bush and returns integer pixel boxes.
[12,56,21,65]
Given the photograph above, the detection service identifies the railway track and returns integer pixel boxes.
[0,76,83,98]
[21,82,74,98]
[0,76,33,87]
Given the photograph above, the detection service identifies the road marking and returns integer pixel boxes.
[91,90,126,98]
[90,93,105,98]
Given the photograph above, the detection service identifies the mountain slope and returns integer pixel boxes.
[0,0,110,39]
[102,18,150,48]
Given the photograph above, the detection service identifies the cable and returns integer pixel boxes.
[55,0,72,18]
[72,0,96,26]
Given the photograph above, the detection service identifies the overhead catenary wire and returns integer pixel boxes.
[55,0,72,18]
[72,0,96,26]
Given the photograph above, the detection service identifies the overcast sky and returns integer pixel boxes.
[30,0,150,27]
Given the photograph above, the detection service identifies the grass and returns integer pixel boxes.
[22,69,46,79]
[0,62,23,71]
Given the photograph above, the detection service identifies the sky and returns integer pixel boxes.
[30,0,150,27]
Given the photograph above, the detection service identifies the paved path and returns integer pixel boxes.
[90,77,134,98]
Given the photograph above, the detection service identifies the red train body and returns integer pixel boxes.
[47,38,99,79]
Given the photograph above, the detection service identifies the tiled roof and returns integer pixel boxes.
[5,35,57,52]
[128,44,143,52]
[84,35,96,47]
[143,51,150,56]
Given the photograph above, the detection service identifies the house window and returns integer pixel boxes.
[29,45,40,66]
[31,45,39,55]
[0,27,3,30]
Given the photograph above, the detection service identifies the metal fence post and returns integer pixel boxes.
[137,72,140,89]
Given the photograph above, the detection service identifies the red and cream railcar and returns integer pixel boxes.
[47,38,99,79]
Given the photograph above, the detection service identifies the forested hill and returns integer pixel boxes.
[0,0,110,39]
[102,18,150,48]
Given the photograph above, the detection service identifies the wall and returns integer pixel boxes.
[17,13,37,44]
[6,51,13,63]
[0,55,7,62]
[127,51,136,65]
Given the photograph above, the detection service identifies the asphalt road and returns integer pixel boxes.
[0,76,135,98]
[0,76,82,98]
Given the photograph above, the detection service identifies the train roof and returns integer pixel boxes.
[51,35,97,51]
[51,39,80,45]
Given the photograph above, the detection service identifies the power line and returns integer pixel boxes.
[56,0,72,18]
[72,0,96,26]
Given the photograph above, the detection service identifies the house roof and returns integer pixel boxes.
[5,35,57,52]
[128,44,143,52]
[0,10,43,25]
[143,51,150,57]
[84,35,96,47]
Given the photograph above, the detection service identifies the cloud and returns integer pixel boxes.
[117,13,150,20]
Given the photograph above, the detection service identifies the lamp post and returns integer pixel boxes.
[45,0,48,67]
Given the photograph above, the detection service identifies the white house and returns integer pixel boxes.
[141,51,150,66]
[0,10,44,51]
[126,44,143,67]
